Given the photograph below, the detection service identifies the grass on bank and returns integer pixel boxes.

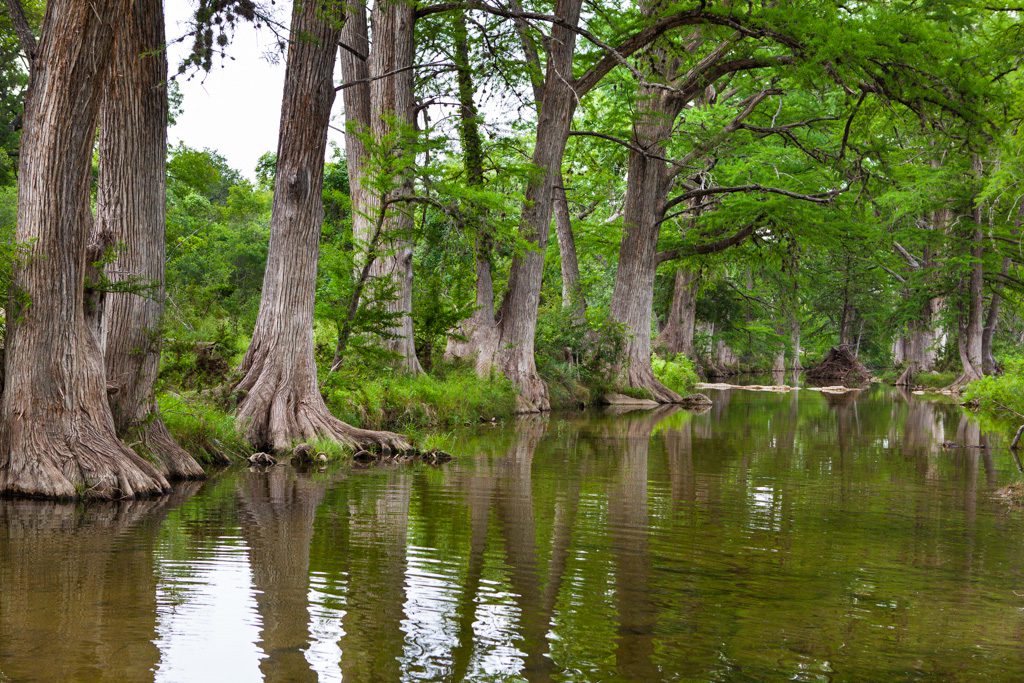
[159,391,250,465]
[964,356,1024,422]
[876,368,958,389]
[157,342,698,465]
[323,363,517,431]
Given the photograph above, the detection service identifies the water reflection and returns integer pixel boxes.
[0,484,200,682]
[1,387,1024,681]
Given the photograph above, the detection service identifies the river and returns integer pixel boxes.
[1,386,1022,681]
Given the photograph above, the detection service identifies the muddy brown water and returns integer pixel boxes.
[1,386,1022,681]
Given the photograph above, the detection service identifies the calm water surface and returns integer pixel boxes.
[2,387,1024,681]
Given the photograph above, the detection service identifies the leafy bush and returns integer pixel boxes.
[652,354,699,395]
[535,304,628,406]
[964,357,1024,421]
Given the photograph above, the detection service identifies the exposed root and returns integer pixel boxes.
[623,360,683,404]
[945,369,982,394]
[0,421,170,500]
[236,362,411,454]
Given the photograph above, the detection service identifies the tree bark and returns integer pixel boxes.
[609,56,686,403]
[554,173,586,319]
[982,257,1009,375]
[772,346,786,376]
[790,313,802,372]
[95,0,204,480]
[953,158,985,388]
[464,0,584,412]
[655,267,699,358]
[342,0,422,374]
[895,296,941,386]
[236,0,408,453]
[0,0,170,499]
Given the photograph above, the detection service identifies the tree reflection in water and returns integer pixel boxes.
[2,388,1024,681]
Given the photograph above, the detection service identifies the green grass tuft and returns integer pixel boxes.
[964,357,1024,422]
[158,391,249,464]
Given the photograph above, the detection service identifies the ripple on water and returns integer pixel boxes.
[154,536,265,682]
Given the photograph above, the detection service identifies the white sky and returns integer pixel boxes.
[164,0,347,178]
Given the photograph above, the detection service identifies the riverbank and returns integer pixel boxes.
[158,356,702,465]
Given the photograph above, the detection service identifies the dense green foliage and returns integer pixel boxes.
[965,357,1024,423]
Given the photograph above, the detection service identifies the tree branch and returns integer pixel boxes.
[657,221,759,263]
[663,183,843,214]
[3,0,36,64]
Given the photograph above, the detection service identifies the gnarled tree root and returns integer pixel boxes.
[236,378,411,455]
[1,424,170,500]
[623,362,684,404]
[946,369,982,394]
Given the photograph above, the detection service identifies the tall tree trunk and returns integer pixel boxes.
[554,173,586,319]
[838,271,854,347]
[790,314,802,372]
[95,0,203,480]
[367,0,421,373]
[236,0,408,453]
[655,267,699,358]
[896,296,942,386]
[982,257,1009,375]
[953,158,986,388]
[470,0,584,412]
[772,346,786,376]
[444,10,498,365]
[0,0,170,499]
[609,75,685,403]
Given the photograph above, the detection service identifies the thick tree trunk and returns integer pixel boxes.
[790,314,802,372]
[236,0,408,453]
[772,347,786,376]
[470,0,584,411]
[0,0,170,499]
[655,267,699,358]
[897,296,942,386]
[609,75,685,403]
[554,173,585,319]
[95,0,203,480]
[952,167,985,389]
[838,282,854,348]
